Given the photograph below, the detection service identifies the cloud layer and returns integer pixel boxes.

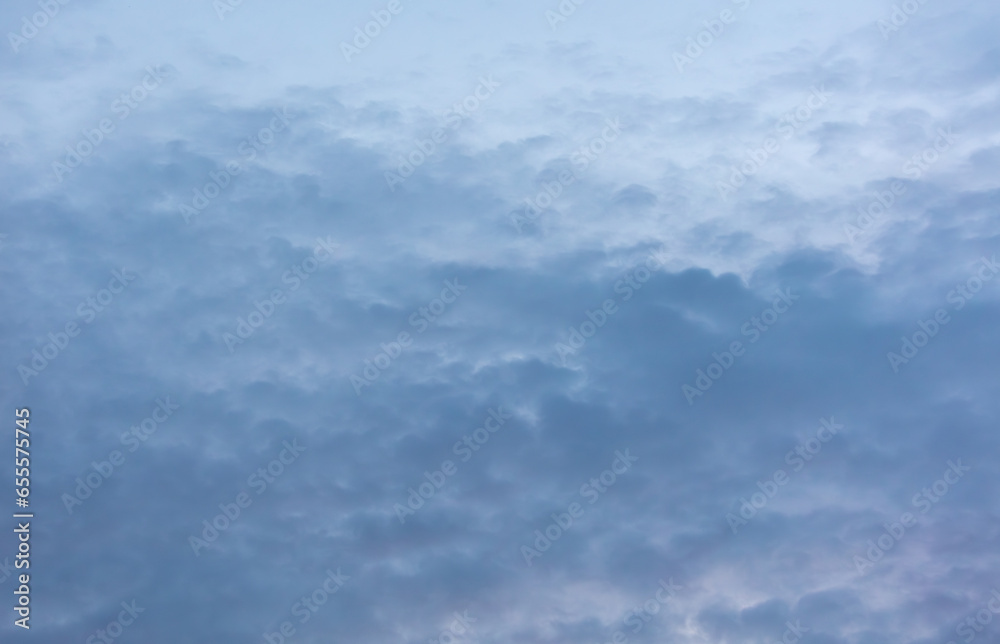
[2,0,1000,642]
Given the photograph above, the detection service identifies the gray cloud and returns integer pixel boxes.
[1,1,999,642]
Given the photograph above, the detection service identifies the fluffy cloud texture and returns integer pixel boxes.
[2,0,1000,642]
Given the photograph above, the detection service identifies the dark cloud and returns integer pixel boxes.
[1,1,999,642]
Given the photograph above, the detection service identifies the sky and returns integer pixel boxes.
[1,0,1000,642]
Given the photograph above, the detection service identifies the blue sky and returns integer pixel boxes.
[2,0,1000,642]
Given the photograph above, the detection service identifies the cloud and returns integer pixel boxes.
[1,0,999,642]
